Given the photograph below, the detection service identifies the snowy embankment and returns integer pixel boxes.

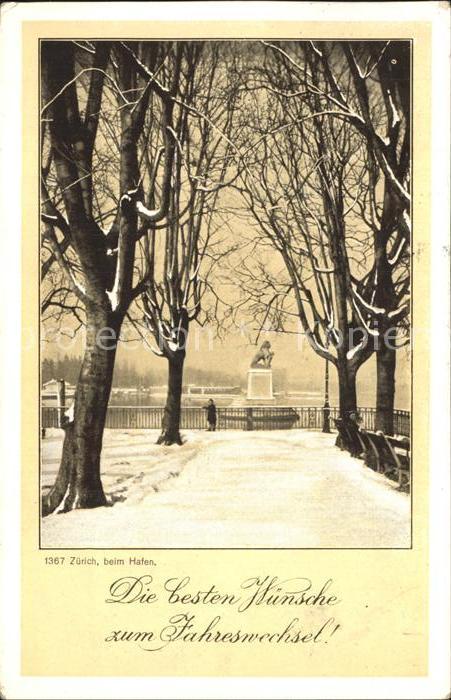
[41,429,410,549]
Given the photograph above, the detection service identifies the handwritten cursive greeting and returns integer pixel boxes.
[104,575,342,652]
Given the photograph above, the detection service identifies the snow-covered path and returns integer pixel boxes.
[41,429,410,548]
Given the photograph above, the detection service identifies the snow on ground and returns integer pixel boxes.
[41,429,410,549]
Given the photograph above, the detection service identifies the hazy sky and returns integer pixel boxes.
[42,317,411,409]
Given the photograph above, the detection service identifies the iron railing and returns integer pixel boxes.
[393,410,410,438]
[41,405,411,436]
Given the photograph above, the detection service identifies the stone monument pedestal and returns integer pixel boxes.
[247,368,274,402]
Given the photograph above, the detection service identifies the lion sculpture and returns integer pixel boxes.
[250,341,274,369]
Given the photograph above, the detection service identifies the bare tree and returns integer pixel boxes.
[138,43,240,444]
[281,40,410,432]
[233,49,376,415]
[236,40,410,427]
[341,41,410,433]
[41,41,181,514]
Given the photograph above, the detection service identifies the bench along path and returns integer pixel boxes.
[41,429,410,548]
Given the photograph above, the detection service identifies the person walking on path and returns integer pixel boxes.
[203,398,217,431]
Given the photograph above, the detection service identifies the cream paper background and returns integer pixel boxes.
[0,2,449,698]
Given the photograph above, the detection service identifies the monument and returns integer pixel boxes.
[247,341,275,402]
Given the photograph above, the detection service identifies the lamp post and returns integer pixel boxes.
[322,355,331,433]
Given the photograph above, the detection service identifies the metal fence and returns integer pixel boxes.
[392,410,410,438]
[42,405,410,436]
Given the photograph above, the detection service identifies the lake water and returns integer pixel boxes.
[42,390,325,408]
[41,388,409,410]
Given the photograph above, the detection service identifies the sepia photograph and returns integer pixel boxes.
[40,37,412,549]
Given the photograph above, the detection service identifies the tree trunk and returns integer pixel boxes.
[375,340,396,435]
[157,353,185,446]
[334,362,358,449]
[372,237,397,436]
[42,308,121,516]
[337,361,357,417]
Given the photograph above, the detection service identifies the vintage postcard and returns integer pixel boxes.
[0,1,450,698]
